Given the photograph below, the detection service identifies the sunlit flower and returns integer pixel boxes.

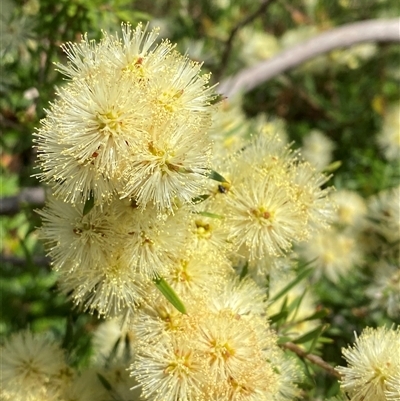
[0,331,66,400]
[225,172,308,259]
[367,186,400,244]
[336,326,400,401]
[299,226,362,283]
[121,118,212,212]
[301,129,335,171]
[130,277,285,401]
[58,248,150,317]
[117,202,193,278]
[291,161,335,231]
[366,260,400,319]
[92,316,136,363]
[377,102,400,161]
[34,22,216,211]
[331,189,367,229]
[166,249,232,300]
[37,196,122,272]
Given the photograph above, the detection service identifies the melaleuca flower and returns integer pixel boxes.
[298,225,362,283]
[37,196,123,273]
[301,129,335,171]
[367,186,400,244]
[366,260,400,319]
[0,331,67,401]
[129,277,301,401]
[133,333,205,401]
[336,326,400,401]
[211,132,334,265]
[92,317,136,363]
[209,95,250,159]
[377,101,400,161]
[208,275,267,317]
[225,171,308,259]
[331,189,367,229]
[291,161,335,231]
[120,118,212,211]
[269,349,303,401]
[165,249,232,299]
[58,248,150,317]
[189,204,232,257]
[38,195,194,316]
[114,201,193,278]
[34,22,216,212]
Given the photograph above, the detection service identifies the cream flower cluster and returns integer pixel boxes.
[27,22,340,401]
[35,22,215,211]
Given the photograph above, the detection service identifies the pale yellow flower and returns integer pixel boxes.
[37,196,122,273]
[225,172,308,259]
[0,331,66,400]
[336,326,400,401]
[298,226,362,283]
[301,129,335,171]
[35,23,216,212]
[377,102,400,161]
[331,189,367,229]
[166,249,232,300]
[367,186,400,244]
[129,277,290,401]
[291,161,335,231]
[58,248,150,317]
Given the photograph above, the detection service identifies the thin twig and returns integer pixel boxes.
[0,187,46,216]
[215,0,276,81]
[281,341,342,379]
[218,18,400,97]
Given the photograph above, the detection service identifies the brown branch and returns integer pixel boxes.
[218,18,400,97]
[0,187,46,216]
[281,341,342,379]
[215,0,276,81]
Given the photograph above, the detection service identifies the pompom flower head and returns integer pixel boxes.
[0,330,67,400]
[336,326,400,401]
[34,22,217,213]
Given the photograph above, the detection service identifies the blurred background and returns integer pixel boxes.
[1,1,399,399]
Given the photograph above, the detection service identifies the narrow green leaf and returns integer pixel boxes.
[269,310,289,324]
[153,276,187,314]
[97,373,113,391]
[277,336,293,345]
[83,192,95,216]
[292,324,328,345]
[105,336,122,368]
[308,324,329,354]
[239,261,248,280]
[303,308,330,321]
[209,93,226,105]
[323,160,342,174]
[287,288,308,321]
[207,169,229,183]
[269,267,313,303]
[196,211,224,219]
[192,194,210,204]
[62,315,74,351]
